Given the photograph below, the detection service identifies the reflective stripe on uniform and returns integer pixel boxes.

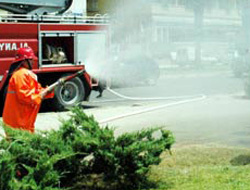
[7,91,15,94]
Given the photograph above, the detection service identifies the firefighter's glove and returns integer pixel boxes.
[58,78,65,86]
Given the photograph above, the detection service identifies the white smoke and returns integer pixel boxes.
[84,0,158,86]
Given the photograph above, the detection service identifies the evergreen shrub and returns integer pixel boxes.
[0,107,174,190]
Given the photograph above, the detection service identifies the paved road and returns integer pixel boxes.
[84,69,250,148]
[3,68,250,148]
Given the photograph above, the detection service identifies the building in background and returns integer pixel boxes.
[0,0,242,66]
[150,1,241,66]
[89,0,241,66]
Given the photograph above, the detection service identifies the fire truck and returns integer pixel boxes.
[0,0,109,111]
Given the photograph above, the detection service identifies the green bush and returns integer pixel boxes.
[0,107,174,190]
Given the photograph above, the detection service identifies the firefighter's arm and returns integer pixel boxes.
[14,73,42,105]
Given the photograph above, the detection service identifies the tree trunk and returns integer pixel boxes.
[241,0,250,51]
[194,6,204,67]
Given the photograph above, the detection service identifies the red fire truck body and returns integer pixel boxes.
[0,17,108,110]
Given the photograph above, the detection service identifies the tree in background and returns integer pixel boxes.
[237,0,250,52]
[178,0,217,66]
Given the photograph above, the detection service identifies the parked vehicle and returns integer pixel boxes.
[0,0,109,111]
[107,53,160,87]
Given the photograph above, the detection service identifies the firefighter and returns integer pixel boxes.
[2,47,54,134]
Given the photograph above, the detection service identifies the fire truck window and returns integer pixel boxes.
[42,37,74,65]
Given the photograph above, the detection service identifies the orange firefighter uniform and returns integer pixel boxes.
[3,67,53,133]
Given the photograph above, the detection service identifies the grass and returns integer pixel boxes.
[148,144,250,190]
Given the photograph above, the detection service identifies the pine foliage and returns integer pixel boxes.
[0,107,174,190]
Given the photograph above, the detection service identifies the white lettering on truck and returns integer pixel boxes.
[20,43,28,48]
[5,43,11,51]
[0,43,29,51]
[12,43,17,50]
[0,43,4,51]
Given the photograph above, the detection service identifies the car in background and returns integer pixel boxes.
[107,53,160,87]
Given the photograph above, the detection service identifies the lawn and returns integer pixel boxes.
[149,144,250,190]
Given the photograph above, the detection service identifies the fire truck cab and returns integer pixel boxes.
[0,1,109,111]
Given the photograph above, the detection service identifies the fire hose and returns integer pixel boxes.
[106,87,205,101]
[40,69,85,98]
[97,87,207,124]
[40,71,207,124]
[99,93,206,124]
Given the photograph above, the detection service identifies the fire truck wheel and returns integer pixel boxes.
[53,76,85,110]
